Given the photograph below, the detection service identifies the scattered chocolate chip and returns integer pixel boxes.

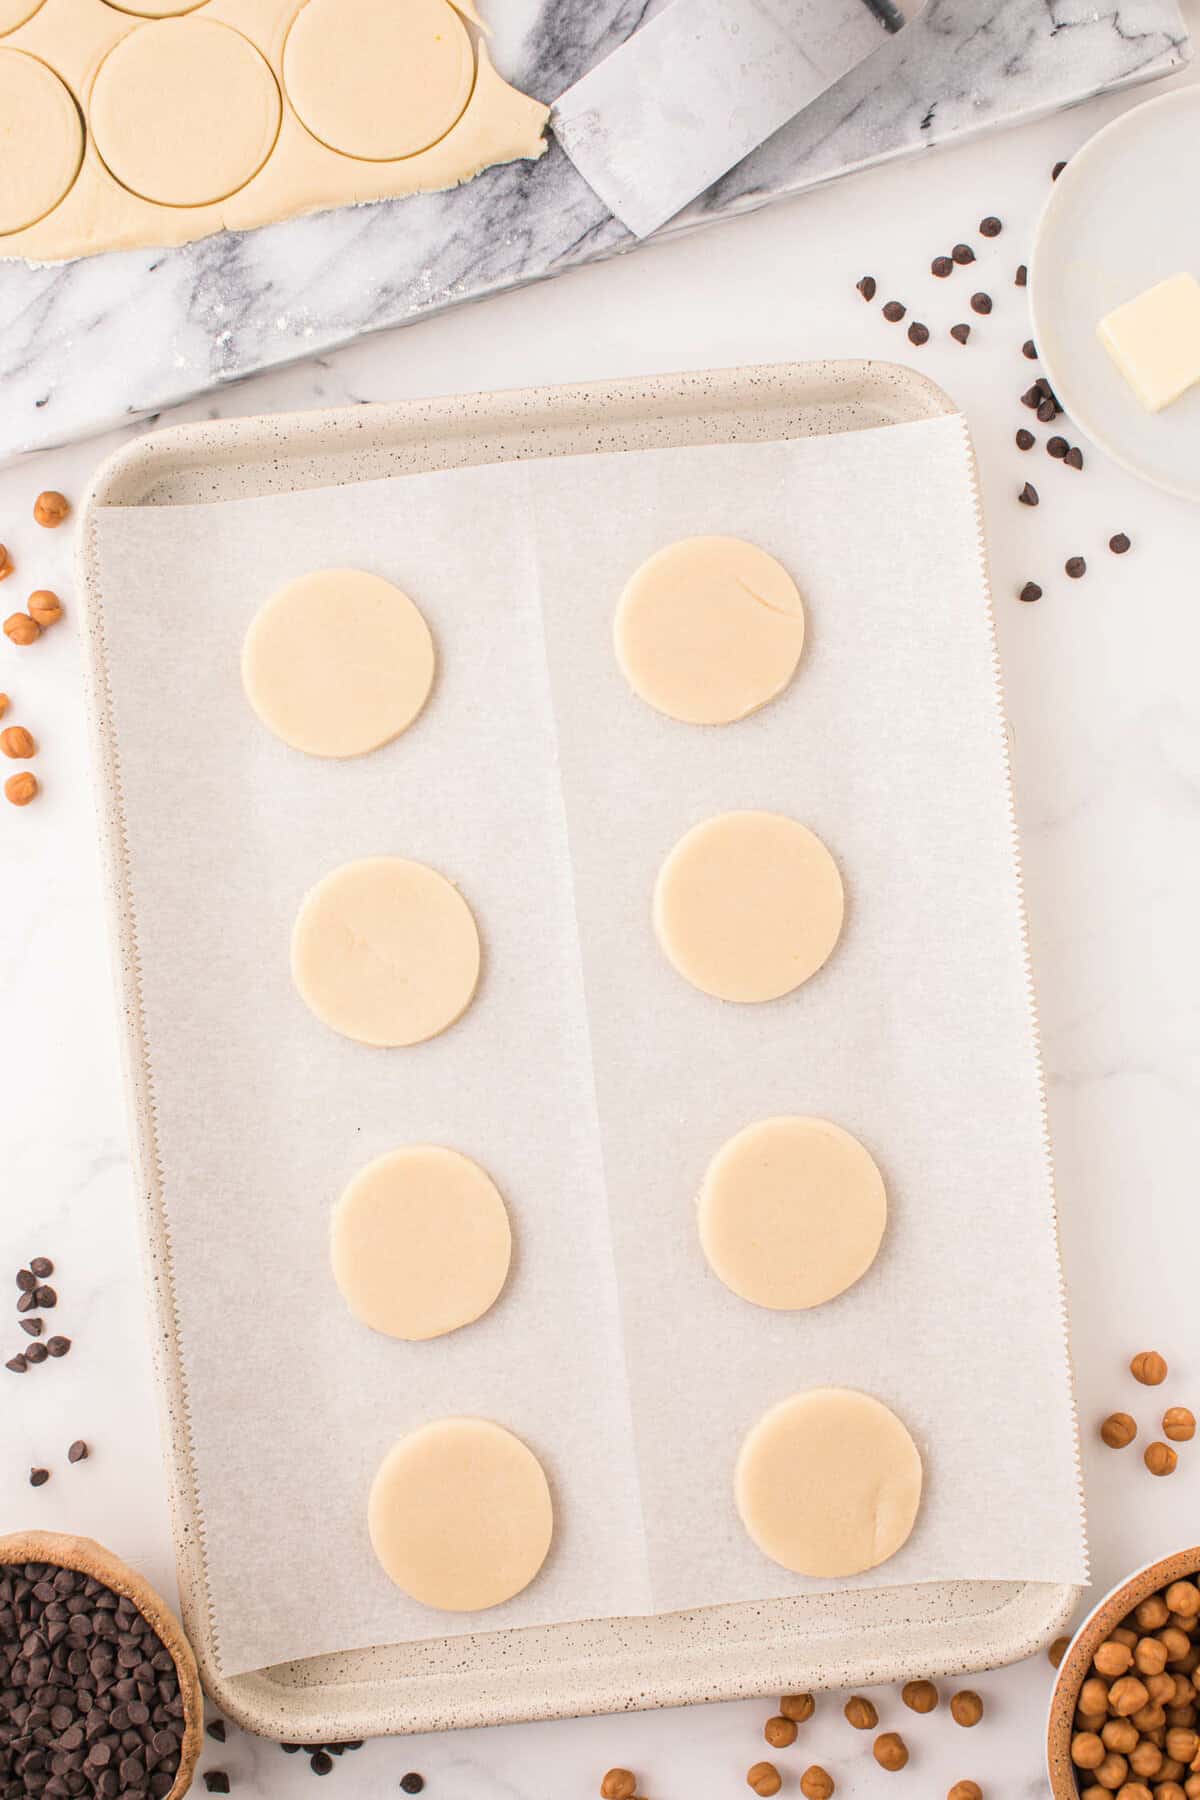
[20,1316,43,1336]
[1022,339,1037,360]
[1064,445,1084,469]
[979,215,1002,237]
[1052,159,1067,180]
[970,292,992,315]
[25,1340,48,1363]
[206,1720,226,1743]
[1021,385,1041,410]
[400,1779,425,1796]
[35,1285,56,1308]
[1036,376,1057,403]
[1016,428,1035,450]
[1016,263,1028,287]
[16,1267,37,1292]
[1046,435,1069,458]
[282,1745,301,1755]
[310,1752,333,1776]
[907,321,930,345]
[16,1289,36,1313]
[29,1468,50,1487]
[950,323,971,344]
[1018,482,1039,506]
[68,1440,89,1463]
[6,1353,28,1373]
[856,275,876,302]
[1110,532,1131,554]
[1019,581,1043,603]
[931,255,953,277]
[952,243,975,265]
[881,300,906,322]
[1037,398,1057,423]
[46,1336,71,1357]
[1065,556,1087,579]
[203,1774,230,1794]
[30,1257,54,1278]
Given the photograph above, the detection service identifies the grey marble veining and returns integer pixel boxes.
[0,0,1189,460]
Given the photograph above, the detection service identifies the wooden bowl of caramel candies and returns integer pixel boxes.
[1049,1548,1200,1800]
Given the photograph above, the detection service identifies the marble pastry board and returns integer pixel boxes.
[78,362,1085,1738]
[2,0,1191,462]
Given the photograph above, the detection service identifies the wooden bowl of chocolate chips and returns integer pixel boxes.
[0,1529,203,1800]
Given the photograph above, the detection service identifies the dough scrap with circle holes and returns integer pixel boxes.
[331,1146,511,1341]
[241,567,435,758]
[735,1388,923,1577]
[283,0,473,162]
[615,535,806,725]
[368,1418,553,1611]
[0,50,82,235]
[291,856,480,1048]
[699,1116,886,1310]
[89,18,280,207]
[654,810,844,1003]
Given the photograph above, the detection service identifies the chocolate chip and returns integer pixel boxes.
[1019,581,1043,603]
[1022,339,1037,360]
[979,215,1002,237]
[35,1287,56,1309]
[206,1721,226,1743]
[931,255,953,277]
[1036,398,1057,423]
[20,1317,44,1336]
[310,1752,333,1776]
[25,1341,48,1363]
[1064,446,1084,469]
[856,275,876,302]
[881,300,906,322]
[17,1268,37,1292]
[30,1258,54,1279]
[1109,532,1131,554]
[1018,482,1039,506]
[907,321,929,345]
[950,323,971,344]
[952,243,975,265]
[1052,159,1067,180]
[46,1337,71,1358]
[1021,385,1041,410]
[281,1746,301,1755]
[68,1441,89,1464]
[30,1469,50,1487]
[1065,556,1086,579]
[970,292,992,315]
[1015,264,1028,286]
[1016,429,1035,450]
[400,1778,425,1795]
[1036,376,1057,403]
[203,1775,230,1794]
[17,1290,37,1313]
[1046,436,1069,458]
[6,1353,28,1373]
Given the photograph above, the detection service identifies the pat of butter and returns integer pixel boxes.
[1097,272,1200,413]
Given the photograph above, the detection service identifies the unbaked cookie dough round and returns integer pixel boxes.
[699,1116,886,1310]
[332,1146,511,1340]
[242,568,435,758]
[369,1418,553,1611]
[283,0,473,162]
[0,0,48,37]
[292,856,480,1047]
[735,1389,923,1577]
[90,19,280,207]
[615,536,805,725]
[654,811,844,1003]
[0,51,83,235]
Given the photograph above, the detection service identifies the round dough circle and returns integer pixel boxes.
[654,811,844,1003]
[283,0,473,162]
[242,568,435,758]
[368,1418,553,1611]
[332,1146,511,1340]
[699,1116,886,1310]
[615,535,805,725]
[0,0,47,36]
[90,19,280,207]
[292,856,480,1047]
[0,51,82,235]
[735,1388,923,1577]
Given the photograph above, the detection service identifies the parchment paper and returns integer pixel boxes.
[90,414,1087,1676]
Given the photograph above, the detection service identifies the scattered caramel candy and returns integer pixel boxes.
[0,726,34,759]
[3,612,39,646]
[800,1767,834,1800]
[1165,1411,1197,1444]
[1049,1636,1070,1668]
[27,590,63,628]
[747,1763,781,1797]
[901,1679,939,1713]
[947,1786,982,1800]
[1102,1413,1138,1449]
[600,1773,637,1800]
[1072,1732,1106,1770]
[33,490,69,529]
[873,1732,908,1772]
[780,1693,815,1723]
[844,1696,878,1730]
[1132,1352,1169,1386]
[4,771,37,806]
[951,1690,983,1728]
[764,1716,796,1749]
[1146,1442,1179,1477]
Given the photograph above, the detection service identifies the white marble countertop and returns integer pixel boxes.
[4,20,1200,1794]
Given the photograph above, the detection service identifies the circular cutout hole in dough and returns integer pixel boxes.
[332,1146,511,1340]
[242,567,435,758]
[291,855,480,1047]
[654,810,844,1003]
[735,1388,923,1577]
[89,19,281,207]
[615,535,805,725]
[283,0,473,162]
[699,1116,886,1310]
[0,51,83,235]
[369,1417,553,1611]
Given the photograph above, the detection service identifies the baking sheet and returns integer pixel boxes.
[89,412,1086,1678]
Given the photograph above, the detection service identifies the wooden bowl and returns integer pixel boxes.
[1047,1543,1200,1797]
[0,1529,204,1800]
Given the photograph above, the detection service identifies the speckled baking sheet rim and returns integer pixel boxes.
[76,360,1084,1740]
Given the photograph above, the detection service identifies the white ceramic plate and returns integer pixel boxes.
[1030,86,1200,503]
